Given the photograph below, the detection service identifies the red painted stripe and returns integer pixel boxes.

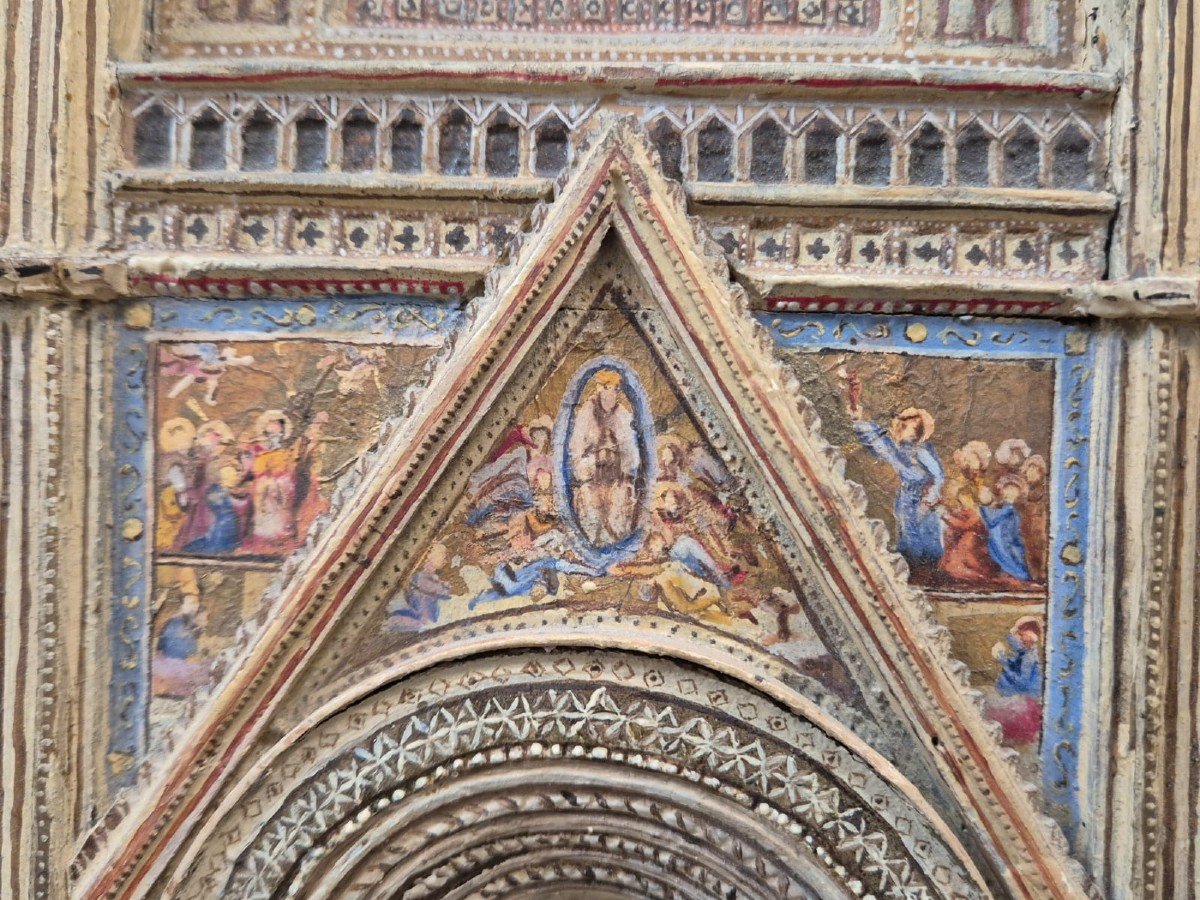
[762,295,1059,313]
[126,68,1101,97]
[652,75,1096,95]
[130,69,581,87]
[129,273,469,296]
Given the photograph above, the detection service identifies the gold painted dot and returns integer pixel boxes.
[121,518,144,541]
[123,303,152,330]
[1060,542,1083,565]
[905,322,928,343]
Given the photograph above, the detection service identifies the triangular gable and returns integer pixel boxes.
[82,118,1088,900]
[294,255,875,727]
[383,289,845,655]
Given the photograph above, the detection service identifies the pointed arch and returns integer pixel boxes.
[238,105,279,172]
[647,115,684,181]
[1049,121,1097,190]
[485,110,522,177]
[1001,120,1043,188]
[438,105,475,176]
[533,112,571,177]
[292,107,330,173]
[748,113,789,183]
[694,115,734,182]
[955,119,995,187]
[132,103,174,169]
[187,105,228,171]
[340,106,380,173]
[851,117,894,186]
[800,113,841,184]
[389,108,425,174]
[907,120,947,186]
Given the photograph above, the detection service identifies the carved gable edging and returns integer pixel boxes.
[79,118,1089,900]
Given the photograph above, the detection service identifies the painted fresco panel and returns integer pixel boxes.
[787,348,1053,594]
[111,298,460,783]
[152,339,424,561]
[761,312,1095,834]
[360,305,856,704]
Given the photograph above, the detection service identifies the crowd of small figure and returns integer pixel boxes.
[844,370,1048,590]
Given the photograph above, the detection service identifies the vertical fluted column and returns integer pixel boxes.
[0,0,115,254]
[0,302,80,900]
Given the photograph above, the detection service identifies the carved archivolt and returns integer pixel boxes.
[174,649,986,900]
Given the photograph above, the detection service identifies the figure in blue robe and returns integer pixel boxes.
[980,502,1032,582]
[469,557,604,609]
[853,419,944,566]
[995,631,1042,697]
[182,485,241,555]
[388,570,453,632]
[669,534,730,590]
[157,612,201,660]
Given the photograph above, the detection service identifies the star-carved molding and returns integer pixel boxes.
[79,116,1090,900]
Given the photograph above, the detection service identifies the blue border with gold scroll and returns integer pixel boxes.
[758,311,1095,840]
[109,297,461,792]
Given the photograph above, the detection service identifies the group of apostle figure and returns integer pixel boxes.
[845,377,1047,589]
[155,406,328,559]
[388,363,789,640]
[844,372,1047,745]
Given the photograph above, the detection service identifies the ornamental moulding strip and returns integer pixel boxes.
[116,60,1121,99]
[688,183,1119,214]
[112,172,556,203]
[0,253,1197,319]
[113,173,1118,216]
[126,272,470,300]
